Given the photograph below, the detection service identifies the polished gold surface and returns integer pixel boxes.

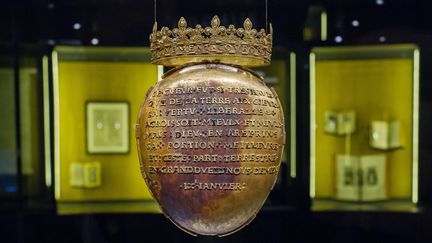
[150,16,273,67]
[136,63,285,236]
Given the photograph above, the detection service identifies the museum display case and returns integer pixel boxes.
[18,50,45,202]
[309,44,420,211]
[0,45,50,208]
[0,48,19,200]
[51,46,160,214]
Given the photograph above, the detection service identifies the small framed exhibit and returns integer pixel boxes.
[309,44,419,212]
[86,101,129,154]
[335,154,386,202]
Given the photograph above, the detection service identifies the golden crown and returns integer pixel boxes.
[150,15,273,67]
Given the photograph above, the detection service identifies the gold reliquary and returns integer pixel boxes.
[136,16,285,236]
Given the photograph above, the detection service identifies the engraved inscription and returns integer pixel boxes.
[142,84,284,191]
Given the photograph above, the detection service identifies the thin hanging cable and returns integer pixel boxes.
[265,0,268,32]
[154,0,157,23]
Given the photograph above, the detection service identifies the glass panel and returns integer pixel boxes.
[19,54,43,199]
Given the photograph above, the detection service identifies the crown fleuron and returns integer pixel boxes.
[150,16,273,67]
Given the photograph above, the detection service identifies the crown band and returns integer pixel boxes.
[150,16,273,67]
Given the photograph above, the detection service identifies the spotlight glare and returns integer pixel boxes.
[73,23,81,30]
[91,38,99,45]
[379,36,386,42]
[334,36,343,43]
[351,20,360,27]
[376,0,384,5]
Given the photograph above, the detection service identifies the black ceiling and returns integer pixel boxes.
[1,0,432,47]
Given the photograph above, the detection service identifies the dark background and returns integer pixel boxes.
[2,0,432,242]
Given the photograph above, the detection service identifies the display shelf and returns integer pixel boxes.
[312,199,420,213]
[56,200,161,215]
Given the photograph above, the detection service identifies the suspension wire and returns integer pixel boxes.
[265,0,268,32]
[154,0,157,23]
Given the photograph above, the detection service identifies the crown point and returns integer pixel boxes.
[244,18,252,31]
[178,17,187,29]
[211,16,220,28]
[152,22,158,33]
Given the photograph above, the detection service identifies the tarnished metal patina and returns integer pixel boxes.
[136,16,285,236]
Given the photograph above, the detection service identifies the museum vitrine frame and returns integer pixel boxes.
[309,44,420,211]
[0,43,59,211]
[0,45,20,202]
